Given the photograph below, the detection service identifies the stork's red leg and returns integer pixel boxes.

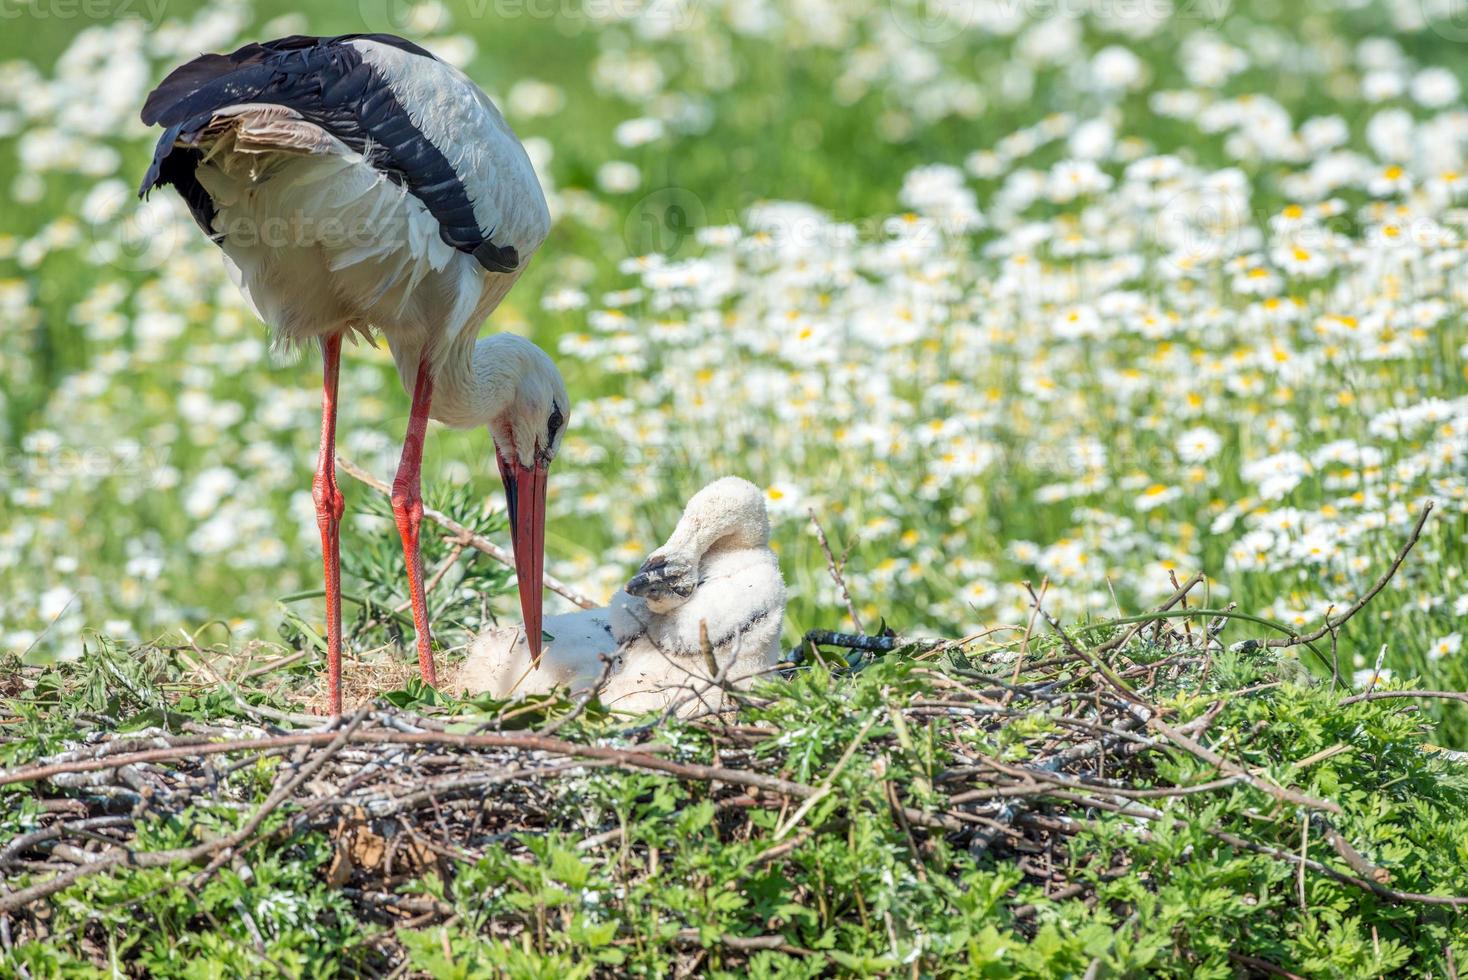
[313,334,346,715]
[392,356,438,686]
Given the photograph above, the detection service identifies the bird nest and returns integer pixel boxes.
[3,505,1465,975]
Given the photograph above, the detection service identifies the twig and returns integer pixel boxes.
[1254,502,1432,651]
[1288,744,1351,771]
[394,537,469,614]
[0,726,960,832]
[534,656,616,737]
[1006,579,1047,703]
[337,456,597,610]
[1297,814,1308,911]
[341,888,453,918]
[771,713,879,841]
[1207,825,1468,907]
[886,701,932,799]
[0,707,369,914]
[1228,952,1308,980]
[1313,815,1391,885]
[672,929,815,957]
[1093,573,1204,655]
[1339,689,1468,707]
[1148,717,1341,814]
[1022,582,1146,706]
[809,509,864,634]
[1365,644,1388,695]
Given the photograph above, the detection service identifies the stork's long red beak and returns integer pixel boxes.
[497,452,548,665]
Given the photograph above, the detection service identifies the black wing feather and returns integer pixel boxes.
[137,33,519,273]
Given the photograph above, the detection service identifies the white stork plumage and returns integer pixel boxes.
[139,34,567,714]
[452,478,788,716]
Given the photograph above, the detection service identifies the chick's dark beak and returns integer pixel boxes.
[497,450,548,665]
[625,554,697,601]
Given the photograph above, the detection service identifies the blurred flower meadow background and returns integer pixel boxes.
[1,0,1466,737]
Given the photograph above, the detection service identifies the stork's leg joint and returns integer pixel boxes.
[389,484,423,543]
[313,473,345,528]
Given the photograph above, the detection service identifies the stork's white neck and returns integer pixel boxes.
[661,479,772,560]
[385,332,543,428]
[422,334,520,430]
[385,330,565,469]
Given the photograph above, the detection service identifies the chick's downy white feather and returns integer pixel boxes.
[452,477,786,714]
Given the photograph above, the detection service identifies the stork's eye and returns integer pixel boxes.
[547,404,565,442]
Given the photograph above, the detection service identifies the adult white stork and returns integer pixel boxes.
[138,34,567,714]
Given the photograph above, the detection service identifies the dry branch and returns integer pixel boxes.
[336,455,598,610]
[1249,502,1432,652]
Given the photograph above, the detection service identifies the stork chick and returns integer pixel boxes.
[453,477,786,715]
